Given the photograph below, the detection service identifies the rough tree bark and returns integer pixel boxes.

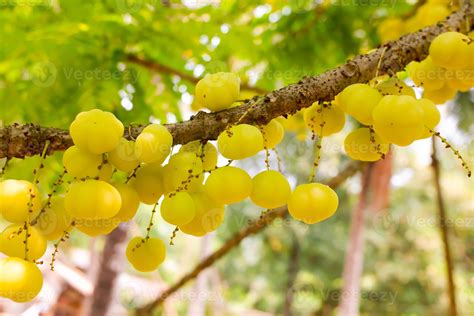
[1,4,472,159]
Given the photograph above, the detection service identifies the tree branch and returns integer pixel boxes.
[431,137,458,316]
[135,162,363,316]
[1,4,472,159]
[126,55,269,94]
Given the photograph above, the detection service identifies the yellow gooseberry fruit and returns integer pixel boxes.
[162,152,203,194]
[407,57,445,91]
[336,83,382,125]
[0,179,42,224]
[180,140,218,171]
[0,257,43,302]
[69,109,124,154]
[304,102,345,136]
[416,3,450,27]
[423,83,457,105]
[375,77,416,98]
[194,72,240,112]
[217,124,264,160]
[65,179,121,219]
[111,183,140,222]
[377,17,404,42]
[180,192,225,237]
[130,163,164,205]
[372,95,424,146]
[36,196,72,241]
[416,98,441,139]
[204,166,252,205]
[288,183,339,224]
[160,192,196,226]
[63,145,102,178]
[445,69,473,92]
[250,170,291,209]
[344,127,389,162]
[429,32,471,70]
[126,237,166,272]
[108,138,140,172]
[134,124,173,164]
[261,119,285,149]
[0,224,47,261]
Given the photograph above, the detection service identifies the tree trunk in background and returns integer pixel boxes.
[187,235,212,316]
[208,267,225,314]
[284,232,300,316]
[431,137,458,316]
[370,150,393,213]
[87,224,128,316]
[339,165,373,316]
[82,238,99,316]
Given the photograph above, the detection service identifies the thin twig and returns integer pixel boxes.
[126,55,268,94]
[431,137,458,316]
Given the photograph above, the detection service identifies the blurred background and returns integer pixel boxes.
[0,0,473,315]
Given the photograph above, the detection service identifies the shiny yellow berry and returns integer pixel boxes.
[288,183,339,224]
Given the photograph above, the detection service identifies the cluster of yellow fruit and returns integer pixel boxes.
[338,80,440,155]
[1,28,470,303]
[378,0,454,42]
[408,31,473,104]
[0,79,340,303]
[0,179,44,302]
[299,77,440,163]
[275,31,472,163]
[193,73,340,224]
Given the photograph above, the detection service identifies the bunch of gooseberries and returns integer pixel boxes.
[0,73,338,302]
[377,0,454,42]
[281,31,471,176]
[0,30,471,303]
[408,31,473,104]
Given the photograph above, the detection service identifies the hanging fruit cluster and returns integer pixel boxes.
[0,30,472,303]
[378,0,456,42]
[409,31,474,103]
